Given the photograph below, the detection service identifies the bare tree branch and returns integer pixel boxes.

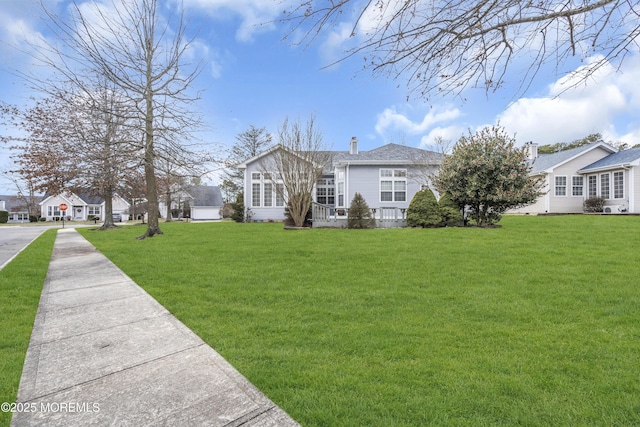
[281,0,639,99]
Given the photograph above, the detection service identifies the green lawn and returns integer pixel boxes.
[74,216,640,426]
[0,229,56,427]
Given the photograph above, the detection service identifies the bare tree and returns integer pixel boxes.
[31,0,204,238]
[260,115,331,227]
[282,1,640,98]
[67,81,139,229]
[2,97,79,197]
[2,81,139,230]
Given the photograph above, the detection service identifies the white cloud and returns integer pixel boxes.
[374,105,461,143]
[419,126,465,151]
[497,55,640,146]
[180,0,287,42]
[319,22,354,65]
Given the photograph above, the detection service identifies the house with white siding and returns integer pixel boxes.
[39,192,130,221]
[239,137,444,226]
[511,141,640,214]
[0,195,42,223]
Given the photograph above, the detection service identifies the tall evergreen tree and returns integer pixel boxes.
[347,192,376,229]
[223,125,272,202]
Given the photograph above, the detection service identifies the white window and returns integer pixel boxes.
[600,173,610,199]
[88,206,101,216]
[571,176,583,197]
[252,171,284,207]
[252,183,261,207]
[554,176,567,197]
[337,182,345,207]
[380,169,407,202]
[275,183,285,207]
[264,182,273,207]
[588,175,597,197]
[48,206,61,217]
[613,171,624,199]
[315,176,336,206]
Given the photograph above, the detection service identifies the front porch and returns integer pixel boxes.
[311,203,407,228]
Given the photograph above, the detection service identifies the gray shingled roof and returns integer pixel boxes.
[333,143,443,164]
[186,185,223,207]
[529,142,616,174]
[579,147,640,172]
[0,195,43,212]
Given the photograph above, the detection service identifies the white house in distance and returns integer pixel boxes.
[159,185,224,221]
[0,195,42,223]
[511,141,640,214]
[39,192,130,221]
[239,137,444,226]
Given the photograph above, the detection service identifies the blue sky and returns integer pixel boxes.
[2,0,640,194]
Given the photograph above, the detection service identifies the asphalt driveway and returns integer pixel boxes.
[0,226,50,270]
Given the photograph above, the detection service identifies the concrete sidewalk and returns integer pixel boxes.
[12,229,299,426]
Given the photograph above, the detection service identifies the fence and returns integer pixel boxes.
[311,203,407,228]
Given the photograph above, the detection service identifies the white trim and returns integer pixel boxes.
[613,170,624,199]
[571,175,584,197]
[542,142,618,174]
[629,168,635,212]
[600,172,611,199]
[379,168,407,203]
[554,175,567,197]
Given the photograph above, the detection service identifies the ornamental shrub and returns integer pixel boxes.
[407,188,442,227]
[347,192,376,229]
[439,192,463,226]
[434,125,544,226]
[584,196,605,213]
[0,210,8,223]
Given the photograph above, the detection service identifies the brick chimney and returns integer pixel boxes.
[350,136,358,155]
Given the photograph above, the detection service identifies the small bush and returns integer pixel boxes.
[584,197,605,213]
[29,215,39,223]
[439,192,463,227]
[0,210,8,223]
[347,193,376,229]
[230,193,245,222]
[407,189,442,227]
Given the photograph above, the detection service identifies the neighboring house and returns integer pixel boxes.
[0,195,42,223]
[187,185,223,220]
[511,141,640,214]
[159,185,223,221]
[39,191,130,221]
[239,137,444,226]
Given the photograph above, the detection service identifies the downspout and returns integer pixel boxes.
[544,174,550,213]
[345,162,350,208]
[623,165,633,212]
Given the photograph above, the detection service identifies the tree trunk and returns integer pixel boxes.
[139,88,162,239]
[165,190,173,222]
[99,188,115,230]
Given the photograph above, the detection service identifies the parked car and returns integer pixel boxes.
[112,213,122,222]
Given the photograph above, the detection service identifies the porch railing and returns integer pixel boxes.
[311,202,407,228]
